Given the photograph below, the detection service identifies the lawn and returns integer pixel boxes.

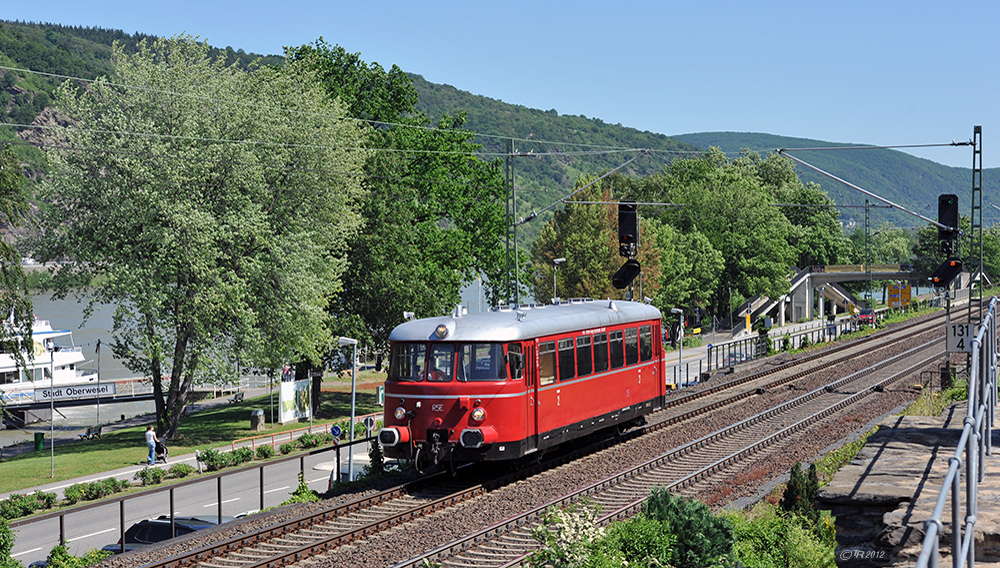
[0,378,385,495]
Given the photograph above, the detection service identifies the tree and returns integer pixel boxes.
[35,36,368,437]
[649,218,724,314]
[0,144,33,419]
[287,40,507,358]
[528,180,661,303]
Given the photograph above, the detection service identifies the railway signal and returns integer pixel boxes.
[937,194,959,254]
[612,258,641,289]
[930,257,963,287]
[618,201,638,258]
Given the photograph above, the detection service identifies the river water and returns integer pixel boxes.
[1,293,152,445]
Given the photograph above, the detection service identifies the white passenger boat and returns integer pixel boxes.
[0,318,96,404]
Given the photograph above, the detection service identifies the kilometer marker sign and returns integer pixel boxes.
[946,323,973,353]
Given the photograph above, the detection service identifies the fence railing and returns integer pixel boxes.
[915,297,997,568]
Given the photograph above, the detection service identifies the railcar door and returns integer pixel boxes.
[521,342,538,452]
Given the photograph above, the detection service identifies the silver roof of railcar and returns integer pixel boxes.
[388,299,663,343]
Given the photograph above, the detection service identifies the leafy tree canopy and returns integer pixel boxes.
[34,35,368,437]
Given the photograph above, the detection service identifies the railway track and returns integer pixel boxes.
[126,312,951,568]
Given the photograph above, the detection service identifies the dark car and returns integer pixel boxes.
[102,515,235,553]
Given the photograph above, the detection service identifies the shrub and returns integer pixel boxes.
[0,518,16,565]
[279,442,295,455]
[297,433,321,449]
[529,500,604,568]
[43,543,112,568]
[255,445,276,459]
[591,515,676,567]
[723,503,835,568]
[167,463,197,478]
[362,439,385,478]
[200,448,229,471]
[33,491,57,511]
[133,467,166,486]
[643,488,733,568]
[780,462,820,529]
[799,334,810,349]
[352,422,366,440]
[281,473,319,505]
[232,447,255,465]
[63,484,84,505]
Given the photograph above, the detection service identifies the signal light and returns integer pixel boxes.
[930,257,963,287]
[612,258,641,289]
[618,201,638,258]
[938,194,959,238]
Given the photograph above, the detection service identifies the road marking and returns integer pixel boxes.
[13,548,43,557]
[308,477,328,483]
[263,486,291,494]
[73,527,116,540]
[202,498,241,507]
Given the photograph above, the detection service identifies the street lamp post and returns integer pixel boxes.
[552,258,566,300]
[337,337,359,481]
[670,308,683,385]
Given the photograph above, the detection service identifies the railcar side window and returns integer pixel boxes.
[558,338,575,381]
[459,343,507,381]
[427,344,455,382]
[593,333,609,372]
[539,341,557,385]
[388,343,427,382]
[576,335,592,376]
[639,325,653,361]
[610,329,625,369]
[624,327,639,365]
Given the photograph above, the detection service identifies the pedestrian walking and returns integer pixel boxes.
[145,425,159,466]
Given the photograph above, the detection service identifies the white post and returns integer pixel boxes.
[338,337,359,481]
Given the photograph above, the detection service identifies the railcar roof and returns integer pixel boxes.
[388,300,663,343]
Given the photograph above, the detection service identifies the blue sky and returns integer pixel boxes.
[7,1,998,167]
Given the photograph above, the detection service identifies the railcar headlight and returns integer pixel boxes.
[470,407,487,422]
[435,324,448,338]
[394,406,407,421]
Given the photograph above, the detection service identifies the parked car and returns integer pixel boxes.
[102,515,235,553]
[858,308,876,326]
[724,351,749,366]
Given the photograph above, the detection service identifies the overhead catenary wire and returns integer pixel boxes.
[514,150,649,227]
[777,149,962,234]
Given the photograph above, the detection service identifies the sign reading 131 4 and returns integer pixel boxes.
[947,323,973,353]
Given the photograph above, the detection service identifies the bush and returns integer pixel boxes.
[591,515,676,568]
[63,484,84,505]
[255,445,276,460]
[232,447,254,465]
[361,439,385,479]
[281,473,319,505]
[643,488,733,568]
[724,503,835,568]
[199,448,230,471]
[0,518,16,567]
[167,463,197,478]
[0,491,57,520]
[279,442,295,455]
[780,462,820,528]
[44,544,112,568]
[529,500,604,568]
[297,433,321,449]
[133,467,166,486]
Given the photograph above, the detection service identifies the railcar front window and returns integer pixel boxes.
[459,342,507,381]
[388,343,427,382]
[427,344,455,381]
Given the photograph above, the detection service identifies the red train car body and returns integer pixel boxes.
[379,299,665,469]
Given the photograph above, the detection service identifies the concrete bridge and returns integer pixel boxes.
[729,264,936,335]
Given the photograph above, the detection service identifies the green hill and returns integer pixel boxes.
[1,19,991,242]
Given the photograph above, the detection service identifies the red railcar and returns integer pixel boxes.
[379,299,665,470]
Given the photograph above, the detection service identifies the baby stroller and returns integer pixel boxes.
[155,440,169,464]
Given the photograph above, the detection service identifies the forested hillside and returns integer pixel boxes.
[1,19,990,242]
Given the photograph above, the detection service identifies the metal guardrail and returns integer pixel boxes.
[916,297,997,568]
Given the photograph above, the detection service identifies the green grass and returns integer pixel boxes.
[0,386,384,495]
